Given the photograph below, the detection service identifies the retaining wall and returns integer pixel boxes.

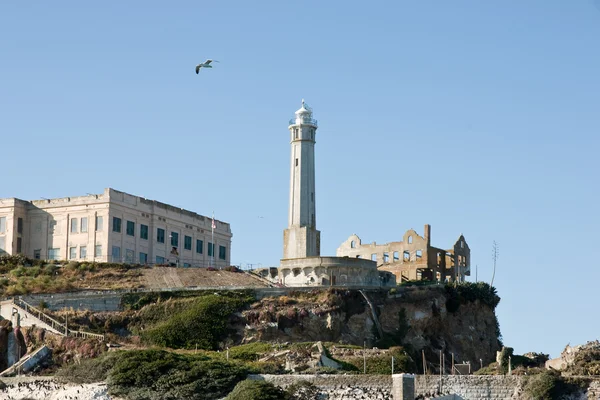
[10,285,390,312]
[253,374,529,400]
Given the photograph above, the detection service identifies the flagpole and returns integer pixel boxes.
[211,211,215,269]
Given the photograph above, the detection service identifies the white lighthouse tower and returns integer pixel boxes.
[283,100,320,259]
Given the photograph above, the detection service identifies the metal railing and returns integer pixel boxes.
[12,298,105,341]
[288,117,318,126]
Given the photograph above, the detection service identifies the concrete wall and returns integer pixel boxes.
[278,256,391,287]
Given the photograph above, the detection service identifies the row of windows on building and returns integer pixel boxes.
[0,216,24,234]
[38,242,227,263]
[359,250,424,262]
[110,217,219,252]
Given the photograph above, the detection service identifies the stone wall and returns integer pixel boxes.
[417,375,523,399]
[251,374,531,400]
[249,374,393,399]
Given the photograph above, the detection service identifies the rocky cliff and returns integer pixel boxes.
[239,284,501,371]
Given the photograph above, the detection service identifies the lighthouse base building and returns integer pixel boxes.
[258,101,395,288]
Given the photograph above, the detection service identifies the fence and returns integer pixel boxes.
[12,297,105,341]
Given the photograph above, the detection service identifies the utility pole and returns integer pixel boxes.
[491,241,499,288]
[363,341,367,374]
[439,350,443,394]
[422,350,427,375]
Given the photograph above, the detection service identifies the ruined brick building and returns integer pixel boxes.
[336,224,470,283]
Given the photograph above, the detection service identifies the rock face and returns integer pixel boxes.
[0,320,27,373]
[239,287,501,370]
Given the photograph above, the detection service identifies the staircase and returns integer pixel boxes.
[0,345,51,377]
[0,298,104,341]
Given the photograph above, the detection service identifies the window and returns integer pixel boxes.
[403,251,410,261]
[81,217,88,233]
[34,249,41,260]
[71,218,78,233]
[219,245,226,260]
[50,220,60,234]
[350,240,356,249]
[112,246,121,262]
[112,217,122,233]
[157,228,165,243]
[294,128,298,139]
[295,158,298,167]
[16,237,22,253]
[0,237,5,253]
[48,248,60,260]
[0,216,5,233]
[393,251,399,261]
[95,216,104,231]
[156,256,165,264]
[183,263,191,268]
[139,252,148,264]
[408,236,413,244]
[371,253,377,261]
[383,252,389,263]
[196,239,203,254]
[461,241,464,249]
[95,245,102,257]
[126,221,135,236]
[80,246,87,259]
[416,250,422,259]
[208,242,214,257]
[184,235,192,251]
[170,232,179,247]
[125,249,134,263]
[311,129,314,140]
[69,247,77,259]
[311,192,314,202]
[17,217,23,234]
[140,224,149,240]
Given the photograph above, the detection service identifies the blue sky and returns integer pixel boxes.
[1,1,599,358]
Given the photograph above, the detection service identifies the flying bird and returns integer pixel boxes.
[195,59,218,74]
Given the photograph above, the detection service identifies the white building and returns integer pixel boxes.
[0,188,232,268]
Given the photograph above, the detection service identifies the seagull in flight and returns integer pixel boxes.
[196,59,218,74]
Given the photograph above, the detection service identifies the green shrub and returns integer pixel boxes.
[56,351,123,383]
[228,342,273,361]
[445,282,500,313]
[225,380,287,400]
[141,294,252,350]
[523,371,588,400]
[344,347,417,374]
[108,349,250,400]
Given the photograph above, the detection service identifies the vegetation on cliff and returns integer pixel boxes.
[225,380,320,400]
[58,349,252,400]
[0,255,145,295]
[139,293,253,350]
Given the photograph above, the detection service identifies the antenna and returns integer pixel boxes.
[490,241,499,288]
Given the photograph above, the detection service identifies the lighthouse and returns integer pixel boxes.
[283,100,321,259]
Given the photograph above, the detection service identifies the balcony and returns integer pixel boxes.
[289,117,318,127]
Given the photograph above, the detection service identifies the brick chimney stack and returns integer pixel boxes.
[424,224,431,246]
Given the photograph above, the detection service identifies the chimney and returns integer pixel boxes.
[424,224,431,246]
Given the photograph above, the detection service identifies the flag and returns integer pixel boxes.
[212,214,216,229]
